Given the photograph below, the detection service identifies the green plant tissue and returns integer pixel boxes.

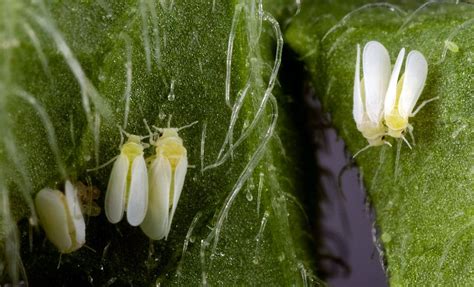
[286,0,473,286]
[0,0,319,285]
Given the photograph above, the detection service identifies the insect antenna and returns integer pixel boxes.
[411,96,439,117]
[151,120,199,133]
[86,155,119,172]
[178,120,199,132]
[143,118,158,145]
[118,125,133,141]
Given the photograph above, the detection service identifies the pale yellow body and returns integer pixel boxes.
[121,136,145,196]
[141,128,188,240]
[384,75,408,138]
[150,129,186,174]
[357,121,386,146]
[105,134,148,226]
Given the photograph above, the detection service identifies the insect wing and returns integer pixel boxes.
[126,155,149,226]
[105,154,129,224]
[362,41,391,123]
[384,48,406,115]
[140,156,172,240]
[353,44,364,125]
[35,189,73,253]
[167,155,188,237]
[398,50,428,118]
[64,181,86,248]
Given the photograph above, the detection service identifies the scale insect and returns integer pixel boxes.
[140,121,196,240]
[353,41,392,156]
[35,180,86,253]
[105,130,149,226]
[384,47,436,145]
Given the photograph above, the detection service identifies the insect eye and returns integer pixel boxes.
[153,133,162,141]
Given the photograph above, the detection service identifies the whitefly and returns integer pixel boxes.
[352,40,392,157]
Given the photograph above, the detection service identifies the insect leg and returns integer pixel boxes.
[407,124,415,146]
[411,96,439,116]
[353,144,372,158]
[401,135,412,149]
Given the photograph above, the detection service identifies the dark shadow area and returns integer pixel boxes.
[279,43,388,286]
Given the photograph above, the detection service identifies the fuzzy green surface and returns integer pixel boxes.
[286,0,473,285]
[0,0,319,285]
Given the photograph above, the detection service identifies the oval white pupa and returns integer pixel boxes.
[35,180,86,253]
[105,134,149,226]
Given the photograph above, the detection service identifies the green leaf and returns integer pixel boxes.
[0,0,320,285]
[286,1,474,285]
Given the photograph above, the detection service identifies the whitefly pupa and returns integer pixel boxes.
[35,180,86,253]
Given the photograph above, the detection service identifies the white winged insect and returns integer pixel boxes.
[353,41,392,157]
[35,180,86,253]
[140,121,196,240]
[105,130,149,226]
[384,48,436,146]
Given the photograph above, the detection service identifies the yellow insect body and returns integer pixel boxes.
[384,75,409,137]
[384,48,429,140]
[140,129,188,240]
[35,181,85,253]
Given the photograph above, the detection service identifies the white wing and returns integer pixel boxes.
[353,44,364,125]
[140,156,172,240]
[384,48,406,115]
[35,189,72,253]
[126,155,149,226]
[166,155,188,238]
[362,41,391,123]
[64,181,86,248]
[398,50,428,118]
[105,154,129,224]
